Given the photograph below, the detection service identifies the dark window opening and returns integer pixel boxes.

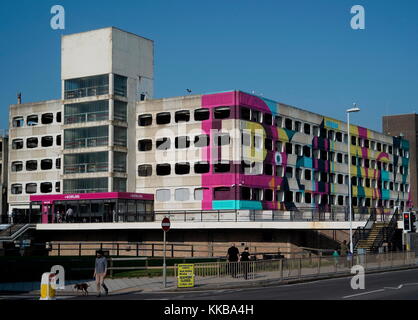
[285,118,293,130]
[41,136,53,147]
[265,138,273,151]
[304,123,311,135]
[156,164,171,176]
[156,112,171,125]
[11,184,22,194]
[241,107,251,121]
[55,182,60,192]
[26,183,37,194]
[138,165,152,177]
[264,164,273,176]
[285,143,293,154]
[214,107,230,119]
[285,191,293,202]
[40,182,53,193]
[56,158,61,169]
[336,132,342,142]
[274,116,282,127]
[41,159,53,170]
[138,139,152,151]
[214,187,232,200]
[175,110,190,123]
[27,115,38,126]
[27,137,38,149]
[138,114,152,126]
[11,161,23,172]
[265,189,273,201]
[56,112,62,123]
[214,162,231,173]
[303,146,311,157]
[26,160,37,171]
[56,135,61,146]
[194,162,210,174]
[194,108,210,121]
[263,113,273,126]
[13,117,24,128]
[12,139,23,150]
[41,113,54,124]
[351,136,357,145]
[175,163,190,175]
[241,187,251,200]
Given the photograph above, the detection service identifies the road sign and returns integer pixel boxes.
[162,217,170,232]
[177,264,195,288]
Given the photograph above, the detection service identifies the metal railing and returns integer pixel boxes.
[64,111,109,124]
[64,136,108,149]
[64,85,109,99]
[63,162,109,174]
[174,251,417,283]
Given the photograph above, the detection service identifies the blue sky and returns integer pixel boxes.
[0,0,417,132]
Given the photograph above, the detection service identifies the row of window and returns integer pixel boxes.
[11,159,61,172]
[11,182,60,195]
[138,134,230,151]
[138,107,231,126]
[154,186,407,208]
[12,112,61,128]
[12,135,61,150]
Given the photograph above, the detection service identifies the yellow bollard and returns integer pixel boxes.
[40,273,56,300]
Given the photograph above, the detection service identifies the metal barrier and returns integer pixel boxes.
[175,251,417,283]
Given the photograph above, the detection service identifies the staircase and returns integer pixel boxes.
[356,222,388,252]
[0,224,36,242]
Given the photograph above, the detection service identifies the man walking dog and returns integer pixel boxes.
[94,250,109,297]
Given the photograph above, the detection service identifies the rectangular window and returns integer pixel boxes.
[241,107,251,121]
[26,160,37,171]
[27,115,38,126]
[114,126,127,147]
[138,114,152,126]
[175,188,190,201]
[11,161,23,172]
[138,164,152,177]
[194,135,209,147]
[175,110,190,122]
[156,189,171,202]
[214,107,230,119]
[64,74,109,99]
[138,139,153,151]
[64,126,108,149]
[156,137,171,150]
[63,177,108,194]
[156,112,171,125]
[194,162,210,174]
[114,74,127,97]
[194,108,210,121]
[114,101,127,122]
[65,100,109,124]
[64,152,109,174]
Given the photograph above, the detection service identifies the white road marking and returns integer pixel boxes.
[343,289,385,299]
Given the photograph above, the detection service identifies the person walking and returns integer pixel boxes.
[93,250,109,297]
[66,207,73,223]
[240,247,251,280]
[227,243,240,278]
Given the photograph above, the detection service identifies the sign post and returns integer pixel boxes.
[161,217,170,288]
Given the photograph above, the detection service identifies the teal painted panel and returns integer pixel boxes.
[382,189,390,200]
[381,170,390,181]
[212,200,263,210]
[296,157,313,168]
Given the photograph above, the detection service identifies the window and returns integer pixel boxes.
[56,158,61,169]
[276,141,283,152]
[114,127,127,147]
[55,182,61,192]
[156,189,171,202]
[264,163,273,176]
[285,118,293,130]
[313,126,319,137]
[295,144,302,156]
[214,187,232,200]
[263,113,273,126]
[156,137,171,150]
[295,192,302,203]
[138,114,152,126]
[336,132,342,142]
[304,123,311,135]
[156,164,171,176]
[285,143,293,154]
[241,187,251,200]
[175,110,190,122]
[265,138,273,151]
[11,184,22,194]
[12,139,23,150]
[12,117,24,127]
[11,161,23,172]
[41,159,53,170]
[304,169,311,180]
[214,161,231,173]
[41,136,53,147]
[194,188,208,201]
[138,139,152,151]
[65,100,109,124]
[27,115,38,126]
[337,174,344,184]
[138,165,152,177]
[175,188,190,201]
[276,165,284,177]
[156,112,171,125]
[175,163,190,175]
[26,160,37,171]
[351,136,357,145]
[275,116,283,127]
[241,107,251,121]
[194,135,209,147]
[194,162,210,174]
[26,183,37,194]
[27,137,38,149]
[114,74,127,97]
[114,101,127,122]
[337,153,343,163]
[63,177,108,193]
[214,133,230,146]
[56,135,61,146]
[305,193,312,204]
[175,136,191,149]
[285,167,293,178]
[40,182,53,193]
[214,107,230,119]
[41,113,54,124]
[64,74,109,99]
[294,121,301,132]
[265,189,273,201]
[56,112,62,123]
[194,109,210,121]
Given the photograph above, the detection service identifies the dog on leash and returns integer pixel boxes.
[74,283,89,295]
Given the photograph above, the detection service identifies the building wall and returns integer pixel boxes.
[0,136,8,221]
[383,114,417,208]
[135,90,411,213]
[8,100,62,213]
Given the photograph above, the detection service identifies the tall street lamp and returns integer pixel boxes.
[347,105,361,254]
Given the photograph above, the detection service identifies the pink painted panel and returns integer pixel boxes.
[30,192,154,203]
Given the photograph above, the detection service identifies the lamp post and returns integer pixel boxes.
[347,105,361,254]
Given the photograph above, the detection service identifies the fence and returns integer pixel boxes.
[175,251,417,283]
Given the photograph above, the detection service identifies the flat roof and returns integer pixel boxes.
[30,192,154,203]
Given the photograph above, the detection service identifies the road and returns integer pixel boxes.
[2,268,418,300]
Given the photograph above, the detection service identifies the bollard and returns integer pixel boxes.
[40,273,56,300]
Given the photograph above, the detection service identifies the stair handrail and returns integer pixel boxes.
[352,209,376,249]
[370,207,399,252]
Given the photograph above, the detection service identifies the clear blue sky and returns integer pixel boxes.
[1,0,417,132]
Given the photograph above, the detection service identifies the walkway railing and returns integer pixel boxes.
[175,251,417,283]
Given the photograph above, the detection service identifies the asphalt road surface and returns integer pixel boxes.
[2,268,418,300]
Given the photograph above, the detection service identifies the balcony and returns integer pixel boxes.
[64,136,109,149]
[64,162,109,174]
[64,111,109,125]
[64,85,109,100]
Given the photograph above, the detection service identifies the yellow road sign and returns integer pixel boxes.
[177,264,195,288]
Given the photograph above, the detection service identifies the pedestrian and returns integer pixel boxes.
[112,209,117,223]
[66,207,73,223]
[56,210,61,224]
[227,243,240,278]
[94,250,109,297]
[332,248,340,265]
[340,240,348,257]
[240,247,251,280]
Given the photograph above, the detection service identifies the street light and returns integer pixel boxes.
[347,104,360,254]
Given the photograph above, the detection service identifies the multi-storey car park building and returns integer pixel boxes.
[2,27,412,256]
